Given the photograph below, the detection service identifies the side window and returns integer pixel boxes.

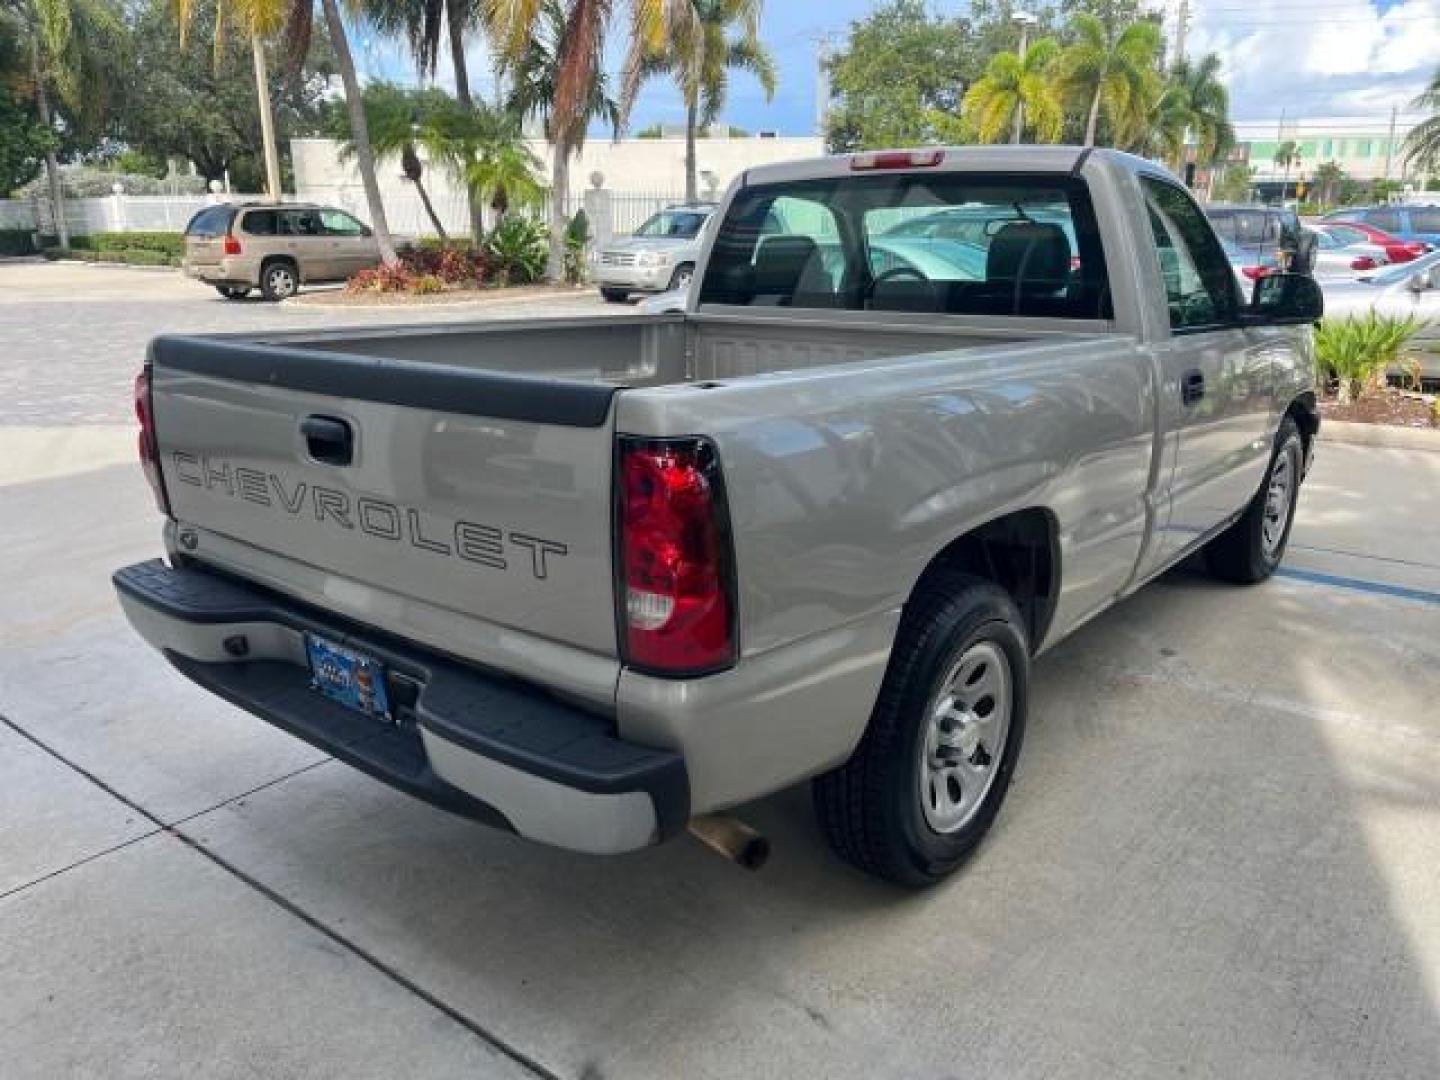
[289,210,325,237]
[1140,177,1239,331]
[321,209,365,237]
[1410,208,1440,233]
[243,210,278,236]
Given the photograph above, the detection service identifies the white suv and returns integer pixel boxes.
[593,204,715,302]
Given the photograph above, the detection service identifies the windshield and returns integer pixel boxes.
[1365,248,1440,285]
[634,210,710,239]
[698,172,1111,319]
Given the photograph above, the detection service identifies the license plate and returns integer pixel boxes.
[306,634,391,720]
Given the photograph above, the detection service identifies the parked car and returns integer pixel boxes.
[117,147,1321,886]
[1322,205,1440,247]
[1313,218,1427,263]
[1308,225,1390,278]
[1321,248,1440,382]
[1204,203,1317,274]
[593,204,716,302]
[1219,234,1279,285]
[182,202,381,301]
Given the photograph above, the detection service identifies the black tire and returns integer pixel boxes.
[259,260,299,302]
[668,264,695,292]
[215,285,250,300]
[813,572,1029,886]
[600,287,629,303]
[1204,415,1304,584]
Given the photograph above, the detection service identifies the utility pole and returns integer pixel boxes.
[1174,0,1190,68]
[1383,103,1398,183]
[1012,11,1038,145]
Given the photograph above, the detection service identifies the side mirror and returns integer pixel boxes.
[1248,272,1324,326]
[361,225,374,238]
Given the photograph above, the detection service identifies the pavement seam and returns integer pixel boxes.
[0,712,561,1080]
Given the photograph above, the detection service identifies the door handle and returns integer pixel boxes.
[1181,369,1206,407]
[301,415,354,465]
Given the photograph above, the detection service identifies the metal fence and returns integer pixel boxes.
[0,194,264,238]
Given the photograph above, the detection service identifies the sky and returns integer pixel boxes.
[350,1,1440,135]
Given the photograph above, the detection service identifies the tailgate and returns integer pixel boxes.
[149,335,622,684]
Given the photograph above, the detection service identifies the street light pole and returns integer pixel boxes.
[1012,12,1037,145]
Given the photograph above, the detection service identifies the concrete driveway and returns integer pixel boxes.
[2,263,1438,1079]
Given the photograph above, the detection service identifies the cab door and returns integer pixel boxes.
[321,209,379,278]
[1138,177,1276,567]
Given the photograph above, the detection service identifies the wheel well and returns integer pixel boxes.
[1286,391,1319,453]
[913,509,1059,652]
[261,254,298,277]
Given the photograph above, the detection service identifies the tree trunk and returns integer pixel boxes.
[684,98,699,204]
[251,34,283,202]
[1084,86,1102,148]
[445,0,471,106]
[546,142,569,283]
[31,42,68,251]
[320,0,398,264]
[414,178,448,241]
[444,0,484,245]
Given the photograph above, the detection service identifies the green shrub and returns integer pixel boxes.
[121,249,174,266]
[485,215,547,286]
[87,231,185,256]
[1314,311,1429,402]
[564,210,590,284]
[0,230,36,256]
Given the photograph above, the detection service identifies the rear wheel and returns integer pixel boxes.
[215,285,250,300]
[813,572,1029,886]
[259,260,298,302]
[1204,415,1304,584]
[600,287,629,303]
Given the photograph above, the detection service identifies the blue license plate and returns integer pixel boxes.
[306,634,391,719]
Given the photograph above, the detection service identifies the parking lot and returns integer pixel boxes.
[2,262,1438,1079]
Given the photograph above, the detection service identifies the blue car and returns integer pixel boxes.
[1322,205,1440,247]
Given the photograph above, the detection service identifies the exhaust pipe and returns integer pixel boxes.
[687,814,770,870]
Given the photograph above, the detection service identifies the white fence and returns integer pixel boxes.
[0,194,264,238]
[0,186,690,242]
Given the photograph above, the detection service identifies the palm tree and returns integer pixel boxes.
[421,98,545,231]
[283,0,399,263]
[1311,161,1346,208]
[630,0,774,203]
[508,0,621,280]
[1274,139,1299,202]
[172,0,286,201]
[1403,66,1440,175]
[2,0,121,249]
[1169,53,1233,167]
[1059,12,1163,148]
[961,37,1061,145]
[361,0,485,238]
[340,82,452,239]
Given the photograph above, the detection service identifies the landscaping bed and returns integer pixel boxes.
[292,283,586,307]
[41,231,184,267]
[1320,388,1438,429]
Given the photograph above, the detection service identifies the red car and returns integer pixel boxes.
[1319,220,1428,263]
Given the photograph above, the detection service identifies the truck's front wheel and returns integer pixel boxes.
[813,572,1029,886]
[1204,415,1304,584]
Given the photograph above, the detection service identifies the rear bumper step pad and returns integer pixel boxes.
[113,559,689,853]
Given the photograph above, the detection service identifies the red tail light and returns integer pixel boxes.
[618,437,735,675]
[134,368,171,516]
[222,234,242,256]
[1241,265,1272,281]
[851,149,944,171]
[1350,255,1377,271]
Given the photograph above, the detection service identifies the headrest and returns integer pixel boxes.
[752,235,820,300]
[986,221,1072,293]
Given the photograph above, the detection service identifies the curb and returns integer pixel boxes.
[282,287,594,313]
[1321,418,1440,451]
[39,258,180,274]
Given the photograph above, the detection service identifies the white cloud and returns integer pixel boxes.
[1188,0,1440,118]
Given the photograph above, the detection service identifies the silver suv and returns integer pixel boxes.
[593,204,715,302]
[183,203,382,301]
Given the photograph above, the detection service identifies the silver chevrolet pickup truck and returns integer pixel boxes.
[115,148,1322,885]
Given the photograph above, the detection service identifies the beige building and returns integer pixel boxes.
[1235,115,1431,185]
[290,134,825,237]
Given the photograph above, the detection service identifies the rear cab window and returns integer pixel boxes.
[185,206,236,237]
[698,172,1111,319]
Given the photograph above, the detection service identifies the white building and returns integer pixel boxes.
[290,134,825,237]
